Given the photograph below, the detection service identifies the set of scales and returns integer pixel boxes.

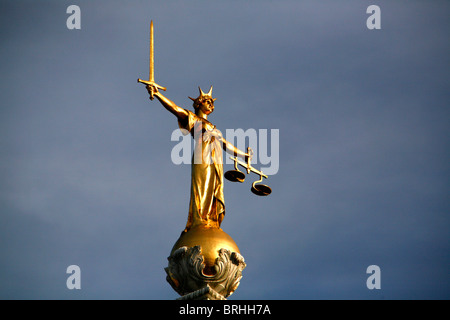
[225,147,271,196]
[137,21,271,299]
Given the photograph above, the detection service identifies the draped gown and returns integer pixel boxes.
[178,110,225,231]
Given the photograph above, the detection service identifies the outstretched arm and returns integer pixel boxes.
[146,84,189,122]
[221,137,251,161]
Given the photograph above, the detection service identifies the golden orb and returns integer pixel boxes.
[171,226,240,272]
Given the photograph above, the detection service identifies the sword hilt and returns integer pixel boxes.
[137,78,167,100]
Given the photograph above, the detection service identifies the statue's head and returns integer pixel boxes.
[189,86,216,115]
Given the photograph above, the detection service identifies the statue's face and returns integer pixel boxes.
[199,98,215,115]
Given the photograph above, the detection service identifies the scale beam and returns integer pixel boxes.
[229,156,268,179]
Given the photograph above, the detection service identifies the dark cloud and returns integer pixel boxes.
[1,0,449,299]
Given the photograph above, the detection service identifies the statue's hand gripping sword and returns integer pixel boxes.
[137,20,166,100]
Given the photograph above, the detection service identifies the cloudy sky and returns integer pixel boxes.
[1,0,449,300]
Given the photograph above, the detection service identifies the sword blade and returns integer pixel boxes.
[149,20,154,82]
[138,20,165,93]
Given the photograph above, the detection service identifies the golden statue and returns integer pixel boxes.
[138,22,270,298]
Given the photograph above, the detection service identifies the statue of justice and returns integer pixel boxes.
[137,21,271,298]
[138,21,271,233]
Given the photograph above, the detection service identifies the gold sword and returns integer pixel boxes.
[137,20,166,100]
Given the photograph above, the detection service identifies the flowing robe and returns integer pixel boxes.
[178,110,225,230]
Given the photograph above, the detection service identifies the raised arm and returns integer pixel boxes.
[146,84,189,122]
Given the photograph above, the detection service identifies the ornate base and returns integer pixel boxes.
[165,245,246,300]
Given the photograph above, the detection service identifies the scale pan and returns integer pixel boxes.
[225,170,245,183]
[251,184,272,196]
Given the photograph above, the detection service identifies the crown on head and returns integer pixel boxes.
[189,86,217,105]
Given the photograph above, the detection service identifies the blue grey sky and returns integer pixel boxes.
[0,0,449,299]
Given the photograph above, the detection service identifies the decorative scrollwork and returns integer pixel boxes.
[165,246,246,298]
